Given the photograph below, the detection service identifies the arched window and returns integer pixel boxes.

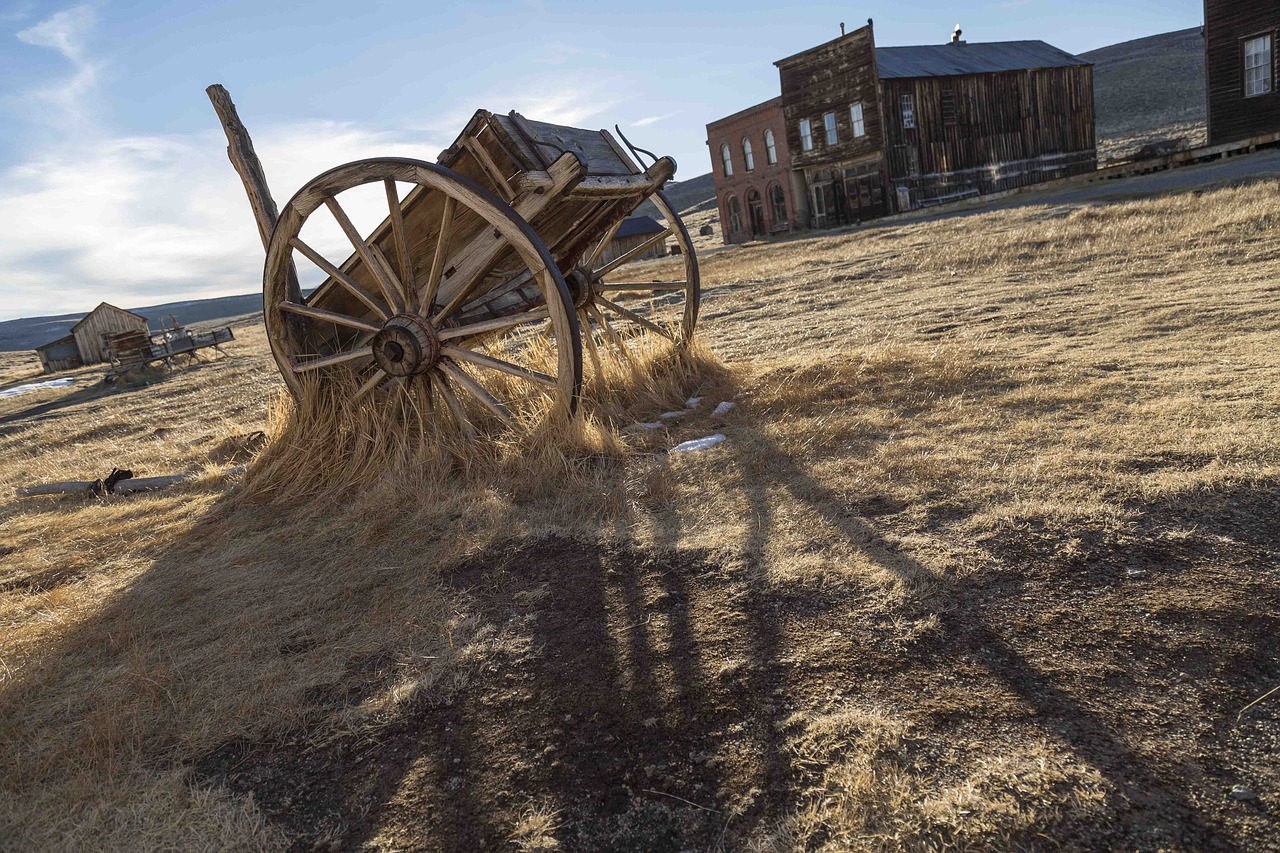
[742,138,754,171]
[764,129,777,164]
[769,183,788,226]
[728,196,742,234]
[720,143,733,177]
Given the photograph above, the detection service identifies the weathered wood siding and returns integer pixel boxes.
[72,304,149,365]
[881,66,1096,207]
[36,335,82,374]
[776,25,886,171]
[599,230,667,266]
[1206,0,1280,145]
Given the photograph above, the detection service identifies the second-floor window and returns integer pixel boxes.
[850,103,865,137]
[824,111,838,144]
[743,138,754,171]
[901,94,916,129]
[799,118,813,151]
[720,143,733,177]
[1245,35,1273,97]
[765,129,777,164]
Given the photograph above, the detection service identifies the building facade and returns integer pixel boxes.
[777,23,1095,223]
[35,335,83,374]
[70,303,149,365]
[705,98,800,244]
[1205,0,1280,145]
[600,216,669,265]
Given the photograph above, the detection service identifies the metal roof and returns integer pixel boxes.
[875,40,1088,79]
[614,216,665,239]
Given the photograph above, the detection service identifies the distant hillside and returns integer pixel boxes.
[1083,26,1205,139]
[0,293,264,352]
[635,171,716,220]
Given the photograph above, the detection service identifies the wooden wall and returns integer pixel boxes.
[881,66,1096,207]
[72,304,149,365]
[599,230,667,266]
[36,336,82,374]
[1206,0,1280,145]
[776,24,886,173]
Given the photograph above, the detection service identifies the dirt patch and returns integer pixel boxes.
[193,523,1280,850]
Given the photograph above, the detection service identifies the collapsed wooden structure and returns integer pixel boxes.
[208,85,698,435]
[106,325,234,373]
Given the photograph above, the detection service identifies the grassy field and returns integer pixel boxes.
[1,175,1278,851]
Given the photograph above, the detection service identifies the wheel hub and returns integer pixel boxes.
[567,267,596,309]
[370,314,440,377]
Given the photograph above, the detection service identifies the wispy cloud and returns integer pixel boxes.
[634,112,677,127]
[16,4,101,128]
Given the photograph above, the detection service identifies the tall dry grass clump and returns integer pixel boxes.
[242,332,730,504]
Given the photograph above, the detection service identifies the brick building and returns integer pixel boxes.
[707,22,1095,235]
[705,98,800,244]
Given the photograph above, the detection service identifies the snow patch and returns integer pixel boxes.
[0,378,74,398]
[670,433,727,453]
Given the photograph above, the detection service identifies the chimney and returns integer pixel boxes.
[951,24,964,45]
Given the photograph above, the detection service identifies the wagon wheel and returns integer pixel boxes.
[570,189,699,368]
[264,158,582,434]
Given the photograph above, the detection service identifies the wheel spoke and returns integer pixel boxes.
[352,368,388,402]
[441,344,556,388]
[384,179,416,305]
[587,302,627,351]
[292,347,371,373]
[431,372,477,439]
[595,228,672,277]
[596,281,688,293]
[465,137,514,202]
[279,301,382,333]
[437,308,550,341]
[324,195,406,313]
[291,237,390,320]
[579,309,604,377]
[587,218,625,267]
[438,361,515,424]
[420,195,456,314]
[596,295,674,340]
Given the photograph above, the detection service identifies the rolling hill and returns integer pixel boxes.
[1082,26,1206,139]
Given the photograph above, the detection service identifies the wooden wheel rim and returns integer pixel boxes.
[263,157,583,421]
[578,188,700,351]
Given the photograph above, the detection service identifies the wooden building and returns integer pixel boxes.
[70,303,149,365]
[598,216,669,265]
[774,23,1096,224]
[1205,0,1280,145]
[705,98,800,244]
[34,335,83,374]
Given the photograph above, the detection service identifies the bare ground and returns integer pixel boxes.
[2,172,1279,851]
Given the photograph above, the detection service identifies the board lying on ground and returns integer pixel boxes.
[209,86,700,437]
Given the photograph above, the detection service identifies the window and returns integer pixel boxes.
[940,89,957,125]
[1245,35,1273,97]
[764,129,777,164]
[728,196,742,234]
[769,183,788,225]
[901,94,916,129]
[850,103,865,138]
[799,118,813,151]
[720,143,733,177]
[743,138,754,171]
[824,112,838,144]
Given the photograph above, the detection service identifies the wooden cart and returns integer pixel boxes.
[212,88,699,435]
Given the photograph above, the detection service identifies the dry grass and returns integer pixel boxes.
[2,176,1279,850]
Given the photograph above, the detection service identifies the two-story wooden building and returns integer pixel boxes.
[775,23,1096,226]
[1204,0,1280,145]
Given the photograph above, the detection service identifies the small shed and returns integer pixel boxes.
[599,216,669,266]
[71,303,149,365]
[35,335,83,374]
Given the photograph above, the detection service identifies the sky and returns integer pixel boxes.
[0,0,1205,321]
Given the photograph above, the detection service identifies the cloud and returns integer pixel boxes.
[0,122,444,320]
[634,112,677,127]
[15,4,100,128]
